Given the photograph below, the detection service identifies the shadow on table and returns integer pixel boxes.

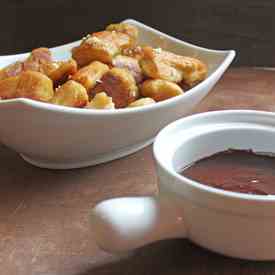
[80,239,275,275]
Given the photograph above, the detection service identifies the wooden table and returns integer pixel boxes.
[2,68,275,275]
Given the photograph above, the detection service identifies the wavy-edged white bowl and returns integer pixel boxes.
[0,19,235,169]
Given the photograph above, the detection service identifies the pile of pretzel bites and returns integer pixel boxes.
[0,23,207,109]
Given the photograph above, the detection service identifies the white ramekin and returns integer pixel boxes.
[91,110,275,260]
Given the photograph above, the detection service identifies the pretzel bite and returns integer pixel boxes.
[26,49,78,84]
[140,46,207,84]
[140,47,184,82]
[0,70,54,101]
[0,71,54,101]
[0,62,23,80]
[0,48,56,80]
[14,71,54,102]
[92,67,138,108]
[181,57,208,86]
[21,47,54,75]
[128,97,155,108]
[112,55,143,83]
[0,76,19,99]
[122,46,144,60]
[48,59,77,86]
[140,79,183,102]
[27,50,78,85]
[30,47,52,62]
[86,92,115,110]
[106,23,138,44]
[94,30,134,50]
[72,30,134,67]
[72,61,109,92]
[23,48,79,85]
[23,47,55,74]
[51,80,88,107]
[72,34,117,66]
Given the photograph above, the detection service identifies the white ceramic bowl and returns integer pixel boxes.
[0,19,235,169]
[91,110,275,260]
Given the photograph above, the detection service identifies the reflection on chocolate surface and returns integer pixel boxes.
[181,149,275,195]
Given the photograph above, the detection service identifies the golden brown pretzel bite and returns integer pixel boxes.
[181,57,208,86]
[0,62,23,80]
[140,79,183,102]
[0,70,55,102]
[0,48,77,88]
[140,47,184,82]
[86,92,115,110]
[0,76,19,99]
[92,67,138,108]
[0,48,53,80]
[140,46,207,85]
[112,55,143,83]
[72,61,109,92]
[122,46,144,60]
[15,71,54,102]
[48,59,78,86]
[51,80,88,107]
[72,31,134,67]
[0,71,54,101]
[106,23,138,44]
[22,48,55,75]
[30,47,52,62]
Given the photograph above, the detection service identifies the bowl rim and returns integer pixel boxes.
[0,19,235,116]
[153,109,275,202]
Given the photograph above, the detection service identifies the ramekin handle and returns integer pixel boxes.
[90,196,186,252]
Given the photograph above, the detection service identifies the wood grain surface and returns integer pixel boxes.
[2,68,275,275]
[0,1,275,66]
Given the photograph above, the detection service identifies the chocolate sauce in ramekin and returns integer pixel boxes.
[181,149,275,195]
